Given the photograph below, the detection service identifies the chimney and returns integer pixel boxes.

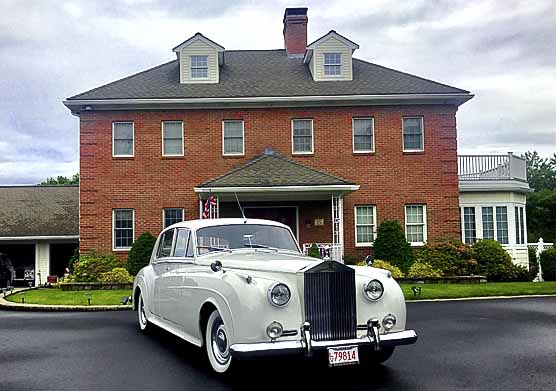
[283,8,308,57]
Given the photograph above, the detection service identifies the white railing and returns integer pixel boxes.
[458,153,527,182]
[527,238,554,282]
[302,243,342,261]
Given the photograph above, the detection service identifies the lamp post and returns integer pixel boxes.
[86,292,92,306]
[20,292,25,304]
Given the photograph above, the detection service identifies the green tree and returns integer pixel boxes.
[40,173,79,186]
[373,220,413,273]
[127,232,157,276]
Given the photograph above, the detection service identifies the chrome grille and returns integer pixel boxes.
[304,261,357,341]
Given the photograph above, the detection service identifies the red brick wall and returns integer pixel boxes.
[79,105,460,259]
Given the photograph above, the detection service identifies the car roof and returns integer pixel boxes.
[166,218,291,231]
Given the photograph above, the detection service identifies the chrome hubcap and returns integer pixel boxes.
[211,317,230,365]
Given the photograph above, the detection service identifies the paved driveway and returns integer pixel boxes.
[1,297,555,391]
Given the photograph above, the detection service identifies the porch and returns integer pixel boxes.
[194,150,359,261]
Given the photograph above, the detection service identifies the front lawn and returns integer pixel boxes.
[6,288,132,306]
[401,282,556,301]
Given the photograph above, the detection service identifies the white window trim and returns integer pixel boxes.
[461,206,478,244]
[323,52,342,77]
[291,119,314,155]
[161,121,184,157]
[162,208,185,229]
[112,121,134,158]
[222,120,245,156]
[405,204,427,246]
[354,205,377,247]
[112,209,135,251]
[190,55,209,79]
[402,116,424,153]
[352,117,375,153]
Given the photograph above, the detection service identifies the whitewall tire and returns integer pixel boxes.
[137,292,151,333]
[205,310,232,373]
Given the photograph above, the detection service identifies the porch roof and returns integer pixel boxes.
[195,150,358,193]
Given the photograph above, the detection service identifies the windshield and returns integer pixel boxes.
[196,224,300,255]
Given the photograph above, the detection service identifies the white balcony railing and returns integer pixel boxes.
[458,153,527,182]
[302,243,343,261]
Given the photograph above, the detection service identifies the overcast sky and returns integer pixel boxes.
[1,0,555,184]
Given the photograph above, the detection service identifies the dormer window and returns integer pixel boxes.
[190,55,208,78]
[324,53,341,76]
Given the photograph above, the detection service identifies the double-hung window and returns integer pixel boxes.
[353,118,374,153]
[324,53,341,76]
[292,119,313,154]
[190,55,208,78]
[163,208,184,229]
[515,206,525,244]
[113,209,134,250]
[405,205,427,245]
[496,206,509,244]
[354,205,376,246]
[113,122,134,157]
[402,117,424,152]
[162,121,184,156]
[222,120,244,156]
[463,207,477,244]
[482,207,495,240]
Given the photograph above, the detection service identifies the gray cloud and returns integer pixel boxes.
[0,0,555,184]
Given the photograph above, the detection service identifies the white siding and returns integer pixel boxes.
[312,37,353,81]
[179,40,219,84]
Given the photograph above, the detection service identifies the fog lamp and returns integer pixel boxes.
[266,321,284,339]
[382,314,397,331]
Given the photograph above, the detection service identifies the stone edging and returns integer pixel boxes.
[0,287,132,312]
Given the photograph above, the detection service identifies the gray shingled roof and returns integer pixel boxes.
[68,50,468,100]
[198,151,355,188]
[0,186,79,238]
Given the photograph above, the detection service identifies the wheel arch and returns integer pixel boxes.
[198,297,234,347]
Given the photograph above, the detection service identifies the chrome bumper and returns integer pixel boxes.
[229,329,418,359]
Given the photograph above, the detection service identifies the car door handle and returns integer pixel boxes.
[165,265,170,271]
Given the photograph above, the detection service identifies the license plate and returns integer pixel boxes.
[328,346,359,367]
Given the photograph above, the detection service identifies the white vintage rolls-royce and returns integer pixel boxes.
[133,218,417,373]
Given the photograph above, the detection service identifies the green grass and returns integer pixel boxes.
[401,282,556,301]
[7,288,132,306]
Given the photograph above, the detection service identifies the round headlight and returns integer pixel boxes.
[268,283,291,307]
[266,321,283,339]
[382,314,397,331]
[364,279,384,301]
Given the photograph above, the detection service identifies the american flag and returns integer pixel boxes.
[202,194,217,219]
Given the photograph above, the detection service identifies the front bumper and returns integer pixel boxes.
[230,329,418,359]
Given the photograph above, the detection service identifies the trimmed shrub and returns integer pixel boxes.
[308,243,321,259]
[529,248,540,280]
[100,268,134,283]
[414,239,475,276]
[343,254,360,265]
[407,261,443,278]
[371,259,404,279]
[540,247,556,281]
[472,240,530,282]
[70,250,120,282]
[373,220,413,273]
[127,232,157,276]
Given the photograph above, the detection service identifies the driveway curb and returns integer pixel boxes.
[408,294,556,303]
[0,287,132,312]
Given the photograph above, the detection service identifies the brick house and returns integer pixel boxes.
[64,7,477,261]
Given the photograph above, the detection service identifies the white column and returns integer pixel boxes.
[331,194,344,262]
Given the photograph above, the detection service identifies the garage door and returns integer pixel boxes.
[0,244,35,287]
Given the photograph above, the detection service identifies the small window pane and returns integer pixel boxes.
[403,118,423,151]
[463,207,476,244]
[114,209,133,249]
[355,206,375,245]
[292,120,313,153]
[191,55,208,79]
[353,118,374,152]
[113,123,133,156]
[405,205,426,243]
[482,207,495,240]
[223,121,244,155]
[519,207,525,245]
[157,229,175,258]
[164,208,184,228]
[173,229,190,257]
[324,53,341,76]
[162,122,183,156]
[496,206,509,244]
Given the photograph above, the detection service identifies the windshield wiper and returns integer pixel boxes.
[244,243,278,251]
[197,245,233,254]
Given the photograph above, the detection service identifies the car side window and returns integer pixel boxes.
[186,232,195,257]
[157,229,175,259]
[173,228,190,258]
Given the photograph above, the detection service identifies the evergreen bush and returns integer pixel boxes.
[373,220,413,273]
[127,232,157,276]
[540,247,556,281]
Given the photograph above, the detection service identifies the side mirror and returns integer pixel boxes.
[210,260,223,272]
[365,255,374,266]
